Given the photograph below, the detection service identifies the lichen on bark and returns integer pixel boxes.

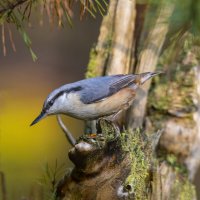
[120,129,151,200]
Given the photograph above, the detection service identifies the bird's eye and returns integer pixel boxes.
[49,100,54,106]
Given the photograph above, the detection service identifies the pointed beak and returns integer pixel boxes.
[150,71,164,77]
[140,71,164,84]
[30,111,47,126]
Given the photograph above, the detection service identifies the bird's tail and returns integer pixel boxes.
[139,71,163,84]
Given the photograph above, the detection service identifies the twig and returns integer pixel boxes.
[0,0,29,15]
[127,3,175,129]
[8,25,16,52]
[56,115,76,146]
[1,24,6,56]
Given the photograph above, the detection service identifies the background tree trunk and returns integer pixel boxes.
[56,1,199,199]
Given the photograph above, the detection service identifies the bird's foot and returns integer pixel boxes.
[87,133,97,139]
[78,132,105,149]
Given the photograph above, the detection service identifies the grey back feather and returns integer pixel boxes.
[79,74,137,104]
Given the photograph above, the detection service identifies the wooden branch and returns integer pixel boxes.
[86,0,117,78]
[106,0,136,75]
[0,0,29,15]
[127,2,175,129]
[56,115,76,146]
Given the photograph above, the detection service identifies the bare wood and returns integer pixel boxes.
[86,0,117,77]
[56,115,76,146]
[127,2,175,129]
[106,0,136,75]
[92,0,117,75]
[56,139,131,200]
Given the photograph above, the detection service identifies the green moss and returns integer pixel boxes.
[179,180,196,200]
[165,154,187,175]
[85,33,112,78]
[148,83,171,112]
[121,129,151,200]
[85,47,99,78]
[99,119,117,141]
[171,175,196,200]
[147,63,196,131]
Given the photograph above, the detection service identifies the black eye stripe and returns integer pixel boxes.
[45,86,82,110]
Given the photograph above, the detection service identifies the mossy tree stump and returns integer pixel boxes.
[56,120,196,200]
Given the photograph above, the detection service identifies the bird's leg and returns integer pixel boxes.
[85,120,98,137]
[57,115,76,146]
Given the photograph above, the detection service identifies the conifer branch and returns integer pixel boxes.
[0,0,29,15]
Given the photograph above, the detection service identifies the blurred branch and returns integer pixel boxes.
[56,115,76,146]
[106,0,136,74]
[0,0,107,59]
[127,2,175,129]
[86,0,117,78]
[0,0,29,15]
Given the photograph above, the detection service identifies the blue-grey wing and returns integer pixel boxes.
[80,74,137,104]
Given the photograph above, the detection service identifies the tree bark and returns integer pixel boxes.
[146,50,199,199]
[127,2,175,129]
[106,0,136,75]
[86,0,118,78]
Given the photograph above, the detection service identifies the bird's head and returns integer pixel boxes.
[30,89,67,126]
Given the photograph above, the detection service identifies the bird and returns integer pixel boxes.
[30,72,161,127]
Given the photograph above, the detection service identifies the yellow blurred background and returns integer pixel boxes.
[0,15,100,199]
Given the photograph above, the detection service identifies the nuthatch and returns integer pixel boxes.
[30,72,161,126]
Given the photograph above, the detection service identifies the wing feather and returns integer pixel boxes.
[109,74,136,93]
[80,74,138,104]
